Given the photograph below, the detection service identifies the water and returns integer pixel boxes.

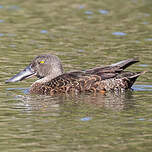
[1,0,152,151]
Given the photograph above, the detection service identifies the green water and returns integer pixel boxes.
[1,0,152,151]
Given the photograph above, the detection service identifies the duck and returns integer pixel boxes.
[6,54,145,95]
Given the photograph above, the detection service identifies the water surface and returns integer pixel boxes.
[1,0,152,151]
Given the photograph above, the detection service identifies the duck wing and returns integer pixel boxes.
[85,58,139,74]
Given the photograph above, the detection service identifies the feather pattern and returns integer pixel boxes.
[6,54,145,96]
[30,70,144,95]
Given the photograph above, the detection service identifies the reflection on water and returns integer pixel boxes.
[112,32,127,36]
[7,88,134,112]
[133,84,152,91]
[98,9,109,15]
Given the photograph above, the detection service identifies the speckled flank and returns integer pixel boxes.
[30,72,142,95]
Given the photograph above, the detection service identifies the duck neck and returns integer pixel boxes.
[33,69,63,85]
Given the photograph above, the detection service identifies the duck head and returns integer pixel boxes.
[6,54,64,83]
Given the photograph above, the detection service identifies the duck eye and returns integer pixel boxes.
[40,61,45,64]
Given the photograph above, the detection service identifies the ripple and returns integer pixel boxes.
[132,0,138,3]
[7,87,30,94]
[142,21,149,24]
[78,5,85,9]
[7,33,16,37]
[138,118,145,121]
[98,9,109,14]
[8,5,20,10]
[138,64,148,67]
[9,44,16,48]
[23,88,30,94]
[80,117,92,121]
[112,32,127,36]
[87,16,93,19]
[84,11,93,15]
[134,40,141,43]
[7,88,26,91]
[0,20,4,23]
[132,85,152,91]
[0,33,4,36]
[40,30,48,34]
[145,38,152,41]
[78,49,85,53]
[143,13,150,17]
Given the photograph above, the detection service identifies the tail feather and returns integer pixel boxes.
[129,71,145,79]
[110,58,139,70]
[127,71,146,88]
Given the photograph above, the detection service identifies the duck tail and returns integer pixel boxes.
[127,71,146,88]
[110,58,139,70]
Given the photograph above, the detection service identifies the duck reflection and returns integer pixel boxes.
[14,90,134,112]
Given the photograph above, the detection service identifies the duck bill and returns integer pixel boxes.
[6,66,35,83]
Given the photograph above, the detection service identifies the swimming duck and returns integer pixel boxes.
[6,54,144,95]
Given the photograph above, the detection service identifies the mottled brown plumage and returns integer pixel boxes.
[6,55,145,95]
